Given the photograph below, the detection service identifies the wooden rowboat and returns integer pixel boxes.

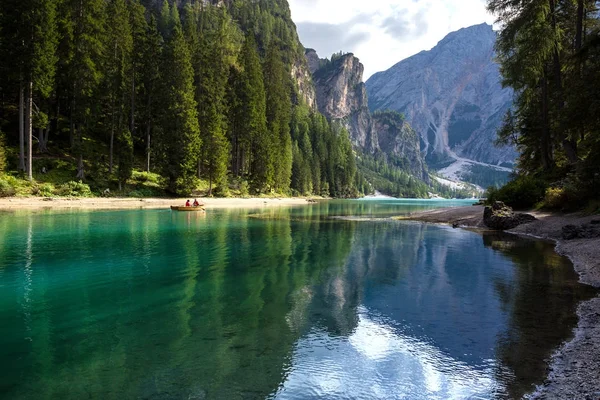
[170,206,205,212]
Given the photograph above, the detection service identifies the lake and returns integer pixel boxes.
[0,200,596,399]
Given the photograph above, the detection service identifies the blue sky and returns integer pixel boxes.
[288,0,495,79]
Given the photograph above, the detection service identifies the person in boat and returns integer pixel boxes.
[185,200,191,207]
[193,199,200,207]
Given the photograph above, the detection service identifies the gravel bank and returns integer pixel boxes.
[0,196,312,211]
[397,206,600,399]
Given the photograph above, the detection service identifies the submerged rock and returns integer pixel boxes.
[483,201,536,230]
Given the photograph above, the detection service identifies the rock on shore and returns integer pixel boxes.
[483,201,537,230]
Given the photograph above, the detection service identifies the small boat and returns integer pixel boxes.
[170,206,205,212]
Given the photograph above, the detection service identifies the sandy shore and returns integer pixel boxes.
[0,196,313,211]
[398,206,600,399]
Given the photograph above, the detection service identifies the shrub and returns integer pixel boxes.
[543,187,569,210]
[0,178,15,197]
[55,181,93,197]
[486,175,547,209]
[37,183,55,197]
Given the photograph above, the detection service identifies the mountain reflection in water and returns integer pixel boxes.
[0,202,595,400]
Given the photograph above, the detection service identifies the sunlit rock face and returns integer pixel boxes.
[308,50,428,179]
[311,52,379,152]
[366,23,516,167]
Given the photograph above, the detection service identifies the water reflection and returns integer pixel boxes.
[0,203,595,399]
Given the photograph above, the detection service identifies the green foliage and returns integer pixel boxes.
[0,0,417,200]
[55,181,93,197]
[486,175,548,210]
[0,177,16,197]
[488,0,600,208]
[154,3,201,195]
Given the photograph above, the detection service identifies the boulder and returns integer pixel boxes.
[484,201,537,230]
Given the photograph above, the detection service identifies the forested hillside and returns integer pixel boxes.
[486,0,600,210]
[0,0,359,197]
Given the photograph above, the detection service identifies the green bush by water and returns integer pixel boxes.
[486,175,547,210]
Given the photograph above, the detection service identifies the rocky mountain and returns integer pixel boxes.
[366,23,516,170]
[308,50,427,180]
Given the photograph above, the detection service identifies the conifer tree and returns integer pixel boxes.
[1,0,59,179]
[139,15,162,172]
[264,42,292,192]
[155,3,200,194]
[64,0,107,179]
[236,34,270,192]
[104,0,132,175]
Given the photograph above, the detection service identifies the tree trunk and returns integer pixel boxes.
[38,127,49,153]
[541,74,554,171]
[75,125,85,180]
[208,175,212,197]
[130,79,135,137]
[18,82,25,172]
[576,0,584,52]
[76,154,85,180]
[25,81,33,181]
[109,110,115,174]
[146,125,151,173]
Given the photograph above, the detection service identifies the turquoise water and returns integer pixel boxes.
[0,200,596,399]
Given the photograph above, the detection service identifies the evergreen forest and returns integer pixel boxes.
[0,0,364,197]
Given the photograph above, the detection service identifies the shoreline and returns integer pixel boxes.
[397,206,600,399]
[0,196,314,211]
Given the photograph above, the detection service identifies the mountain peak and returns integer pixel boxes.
[365,23,515,172]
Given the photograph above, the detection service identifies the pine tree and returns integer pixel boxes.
[139,15,162,173]
[263,42,292,193]
[64,0,107,179]
[237,34,270,192]
[103,0,132,175]
[1,0,59,179]
[155,3,200,195]
[128,0,148,142]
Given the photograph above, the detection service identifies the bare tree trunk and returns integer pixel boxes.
[146,124,151,172]
[208,175,212,196]
[19,82,25,172]
[25,81,33,181]
[38,127,49,153]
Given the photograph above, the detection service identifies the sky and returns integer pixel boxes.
[288,0,496,80]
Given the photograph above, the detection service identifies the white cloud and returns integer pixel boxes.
[289,0,495,79]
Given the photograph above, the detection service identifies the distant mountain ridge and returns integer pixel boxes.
[366,23,516,170]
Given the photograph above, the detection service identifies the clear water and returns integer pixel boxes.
[0,200,596,400]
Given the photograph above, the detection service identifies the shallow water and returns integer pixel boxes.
[0,200,596,399]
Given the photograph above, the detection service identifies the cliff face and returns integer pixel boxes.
[366,23,516,167]
[372,111,427,179]
[292,58,318,111]
[308,50,428,180]
[311,52,378,152]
